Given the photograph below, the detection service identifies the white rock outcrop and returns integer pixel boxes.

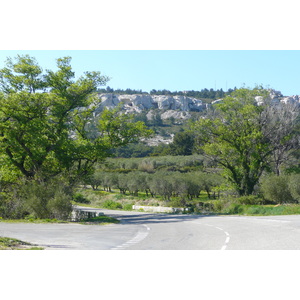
[96,93,205,116]
[280,95,300,105]
[160,110,191,120]
[94,90,300,118]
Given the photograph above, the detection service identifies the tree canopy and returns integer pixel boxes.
[192,87,299,196]
[0,55,151,182]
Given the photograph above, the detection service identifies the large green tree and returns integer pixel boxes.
[192,88,272,196]
[0,55,151,182]
[169,131,195,156]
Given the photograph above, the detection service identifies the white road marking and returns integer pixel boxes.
[203,223,231,250]
[111,224,150,250]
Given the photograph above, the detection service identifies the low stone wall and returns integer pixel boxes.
[132,205,185,213]
[71,208,104,221]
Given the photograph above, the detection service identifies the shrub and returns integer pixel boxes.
[73,193,91,204]
[168,198,186,208]
[233,195,264,205]
[47,187,73,220]
[102,200,123,210]
[288,174,300,203]
[0,192,27,219]
[212,200,230,212]
[223,203,244,214]
[16,177,73,220]
[260,175,295,204]
[122,203,133,211]
[138,159,156,173]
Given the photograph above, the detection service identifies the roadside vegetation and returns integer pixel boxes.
[0,237,44,250]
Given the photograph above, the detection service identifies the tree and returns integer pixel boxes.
[260,101,300,175]
[169,131,195,156]
[192,88,273,196]
[0,55,151,183]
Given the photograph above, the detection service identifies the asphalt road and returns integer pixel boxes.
[1,207,300,250]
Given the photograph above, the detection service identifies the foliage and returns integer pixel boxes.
[260,174,295,204]
[0,55,151,181]
[0,55,152,219]
[289,174,300,202]
[168,131,195,156]
[211,202,300,216]
[0,237,44,250]
[112,142,155,158]
[15,176,74,219]
[193,88,281,196]
[233,195,265,205]
[261,102,300,175]
[102,199,123,210]
[98,86,234,100]
[73,193,91,204]
[0,190,27,219]
[0,55,105,179]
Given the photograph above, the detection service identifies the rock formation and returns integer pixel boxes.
[95,93,206,116]
[93,89,300,120]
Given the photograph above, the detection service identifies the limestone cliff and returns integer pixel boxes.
[93,90,300,121]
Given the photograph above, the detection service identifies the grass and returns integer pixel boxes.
[0,237,44,250]
[214,203,300,216]
[0,217,68,224]
[0,215,120,225]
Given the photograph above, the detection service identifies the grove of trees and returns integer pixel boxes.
[85,155,223,206]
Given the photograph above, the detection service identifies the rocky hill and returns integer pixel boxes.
[93,90,300,121]
[90,90,300,147]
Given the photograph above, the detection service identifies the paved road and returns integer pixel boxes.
[1,207,300,250]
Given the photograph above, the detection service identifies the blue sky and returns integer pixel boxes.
[1,50,300,96]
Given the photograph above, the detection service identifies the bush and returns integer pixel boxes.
[260,175,295,204]
[212,200,230,212]
[122,203,134,211]
[102,200,123,210]
[288,174,300,203]
[14,177,74,220]
[73,193,91,204]
[169,198,186,208]
[47,187,73,220]
[222,203,244,214]
[233,195,265,205]
[0,192,27,219]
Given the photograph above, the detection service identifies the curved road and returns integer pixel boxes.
[1,207,300,250]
